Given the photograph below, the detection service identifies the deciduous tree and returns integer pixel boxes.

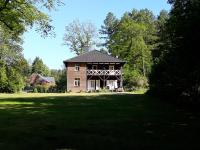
[63,20,97,55]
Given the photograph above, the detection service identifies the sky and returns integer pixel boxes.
[22,0,171,70]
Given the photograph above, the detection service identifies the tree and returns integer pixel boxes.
[152,10,169,63]
[32,57,50,76]
[105,9,157,89]
[7,67,25,93]
[0,0,61,93]
[99,12,119,50]
[63,20,97,55]
[0,60,8,92]
[149,0,200,101]
[56,69,67,92]
[0,0,62,39]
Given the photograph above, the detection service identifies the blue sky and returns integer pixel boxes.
[22,0,171,69]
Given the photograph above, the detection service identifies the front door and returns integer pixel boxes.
[88,80,100,91]
[107,80,118,90]
[96,80,100,90]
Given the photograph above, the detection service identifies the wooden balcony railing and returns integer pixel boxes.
[87,70,121,76]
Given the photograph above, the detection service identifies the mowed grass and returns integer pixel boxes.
[0,93,200,150]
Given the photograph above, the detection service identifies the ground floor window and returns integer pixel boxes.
[74,78,80,87]
[90,80,95,88]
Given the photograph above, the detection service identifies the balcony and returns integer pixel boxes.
[87,70,121,76]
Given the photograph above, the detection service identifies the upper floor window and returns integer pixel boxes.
[109,65,114,70]
[75,64,80,71]
[74,78,80,87]
[92,65,97,70]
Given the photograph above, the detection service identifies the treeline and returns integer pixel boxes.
[63,9,169,91]
[149,0,200,102]
[0,53,66,93]
[0,0,64,93]
[1,0,199,102]
[63,0,200,102]
[99,9,168,90]
[99,0,200,102]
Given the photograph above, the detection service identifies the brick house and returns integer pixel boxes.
[63,50,126,92]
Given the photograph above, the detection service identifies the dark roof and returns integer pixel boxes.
[38,74,55,83]
[63,50,126,63]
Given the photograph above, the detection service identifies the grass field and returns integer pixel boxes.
[0,93,200,150]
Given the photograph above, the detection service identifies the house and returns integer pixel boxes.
[29,73,55,86]
[63,50,126,92]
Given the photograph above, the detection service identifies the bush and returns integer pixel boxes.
[33,88,38,93]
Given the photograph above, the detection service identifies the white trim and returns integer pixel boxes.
[109,65,114,70]
[87,80,100,91]
[107,80,118,90]
[74,78,80,87]
[74,64,80,71]
[87,70,121,76]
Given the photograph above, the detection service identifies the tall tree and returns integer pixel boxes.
[63,20,97,55]
[110,10,156,74]
[149,0,200,101]
[152,10,169,63]
[32,57,50,76]
[0,60,8,92]
[101,9,157,89]
[99,12,119,50]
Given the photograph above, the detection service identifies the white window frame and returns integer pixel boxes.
[109,65,114,70]
[74,78,80,87]
[75,64,80,71]
[90,80,95,88]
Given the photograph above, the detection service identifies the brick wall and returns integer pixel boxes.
[66,62,87,92]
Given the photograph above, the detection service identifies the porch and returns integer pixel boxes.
[87,69,121,76]
[86,74,123,92]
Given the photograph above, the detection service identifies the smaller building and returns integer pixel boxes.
[28,73,55,86]
[63,50,126,92]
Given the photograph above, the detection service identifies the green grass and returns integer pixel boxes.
[0,93,200,150]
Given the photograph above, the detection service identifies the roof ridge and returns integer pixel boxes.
[63,50,93,62]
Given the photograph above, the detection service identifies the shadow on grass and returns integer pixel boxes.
[0,93,200,150]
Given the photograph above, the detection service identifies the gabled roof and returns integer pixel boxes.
[29,73,55,85]
[38,75,55,83]
[63,50,126,63]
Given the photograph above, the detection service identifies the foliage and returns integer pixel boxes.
[101,9,157,89]
[123,65,148,91]
[99,12,119,49]
[55,69,67,92]
[0,0,61,93]
[0,60,25,93]
[0,27,27,93]
[0,0,61,39]
[0,61,8,92]
[152,10,169,63]
[149,0,200,102]
[32,57,50,76]
[7,67,25,93]
[63,20,97,55]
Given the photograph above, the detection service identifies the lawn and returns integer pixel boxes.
[0,93,200,150]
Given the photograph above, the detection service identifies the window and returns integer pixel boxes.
[74,78,80,87]
[75,64,80,71]
[91,80,95,88]
[92,65,97,70]
[109,65,114,70]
